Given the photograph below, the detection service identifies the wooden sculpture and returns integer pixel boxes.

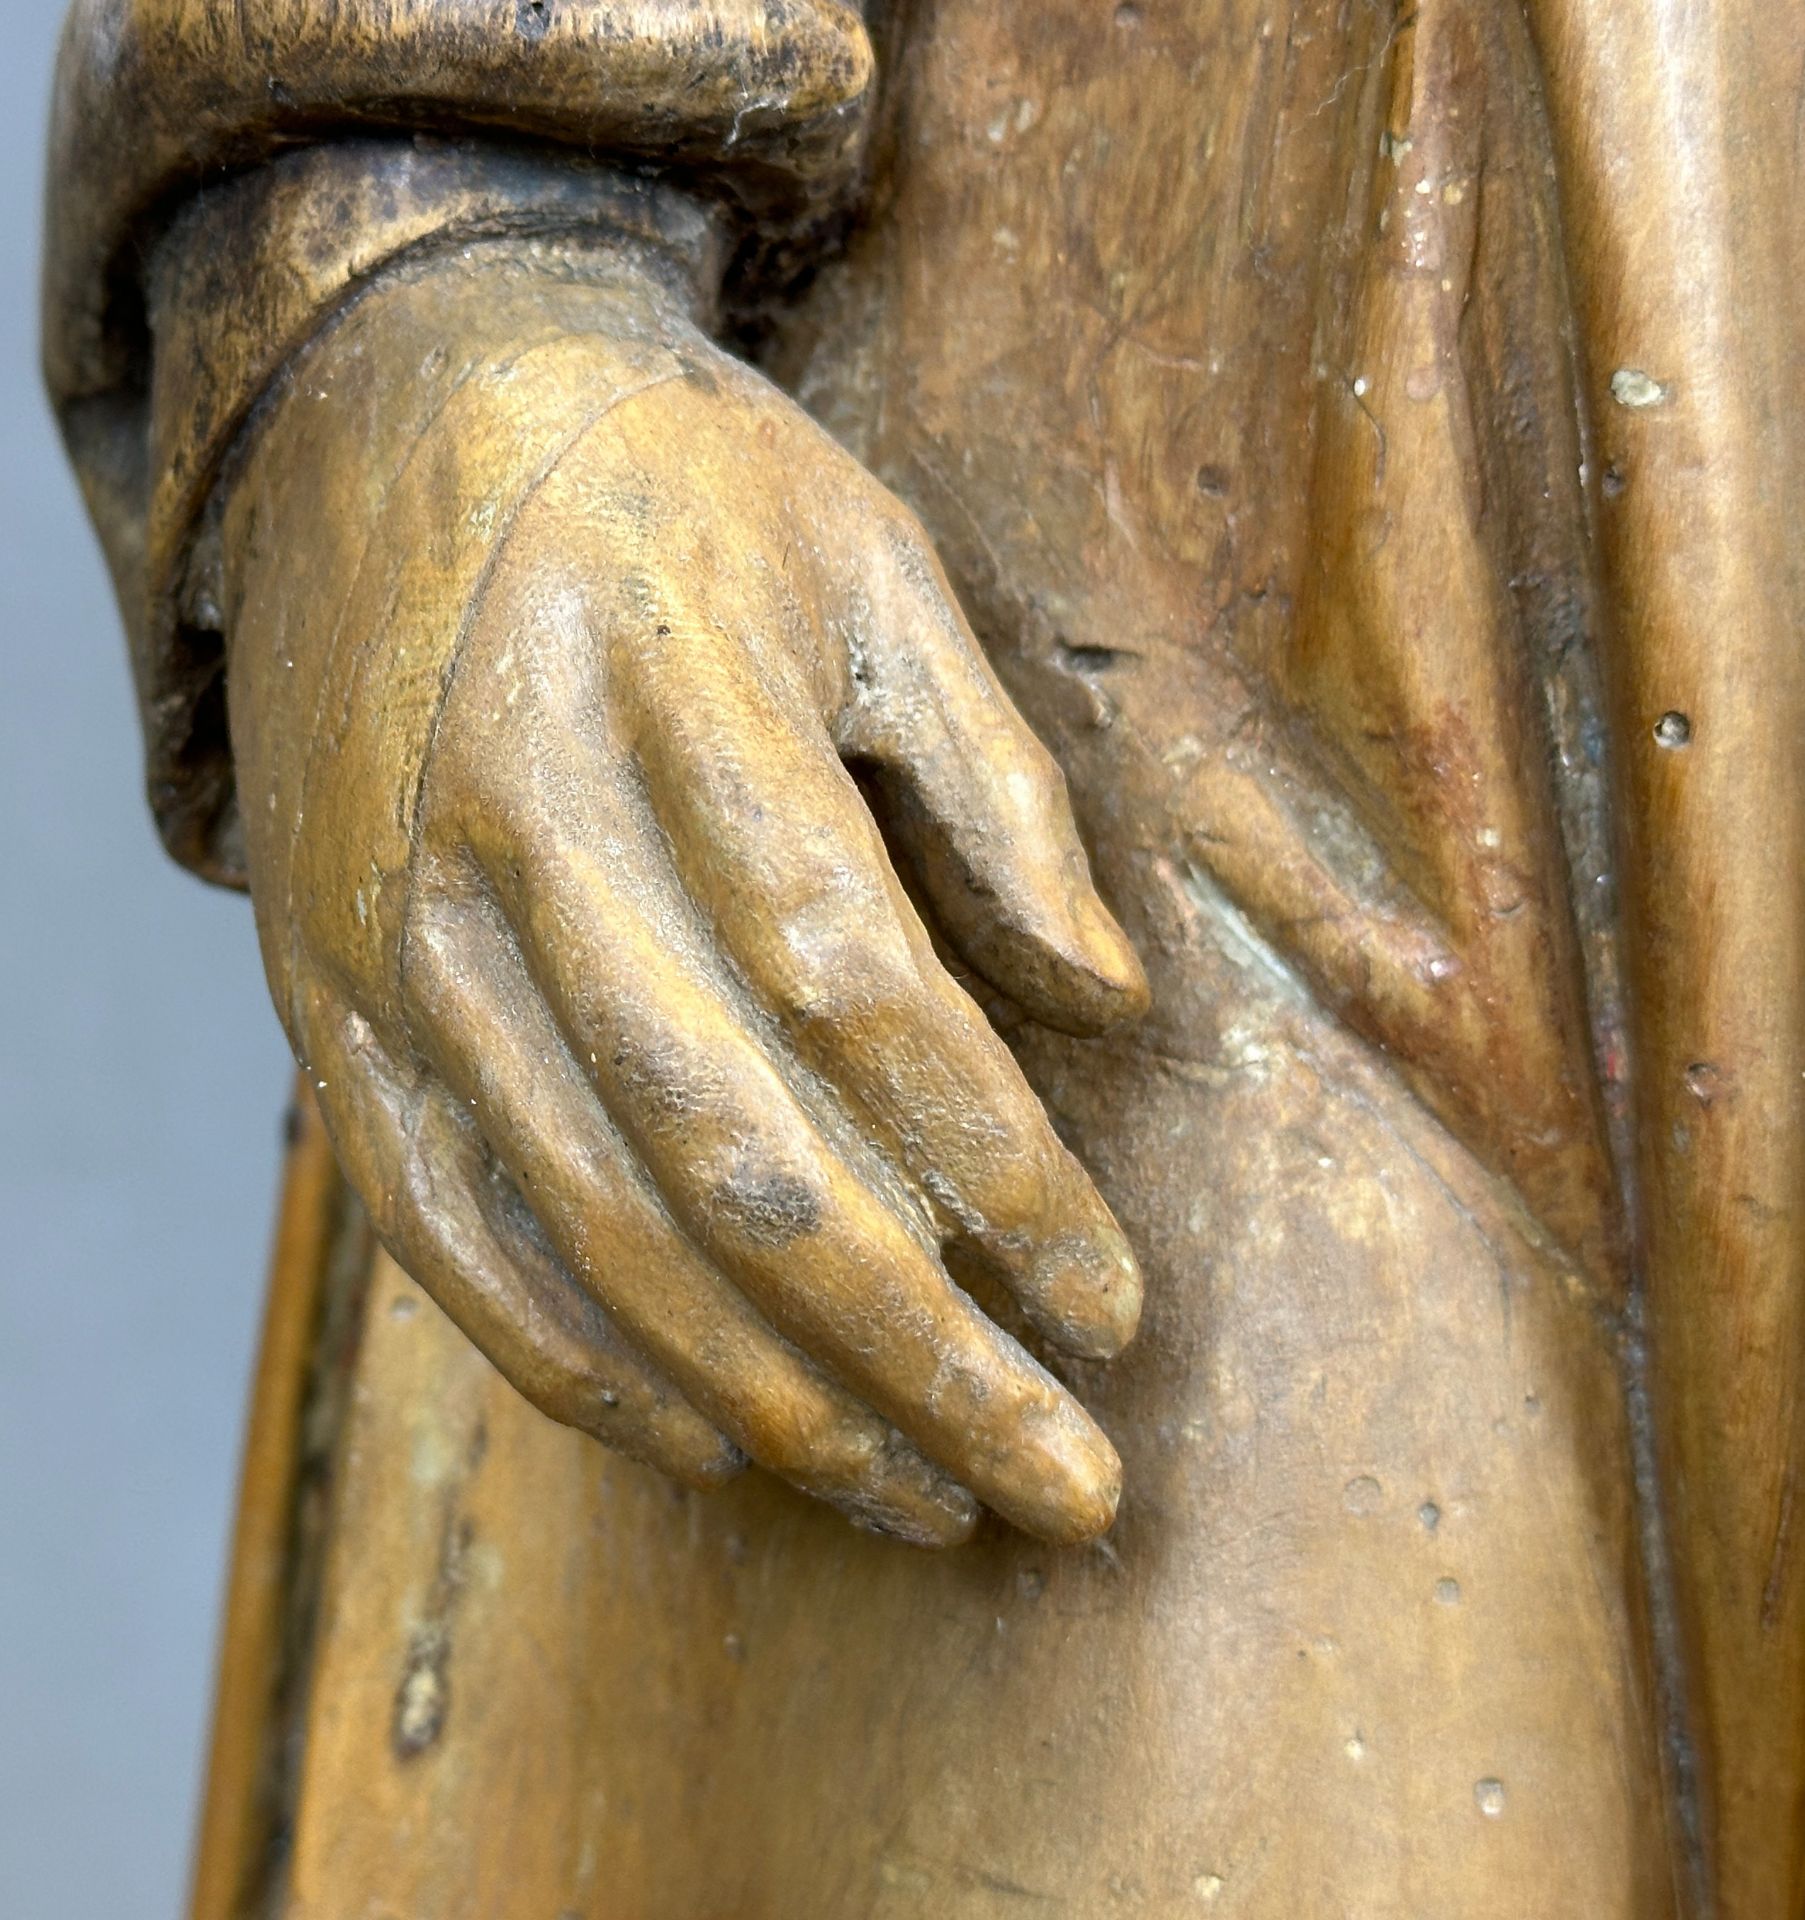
[43,2,1802,1914]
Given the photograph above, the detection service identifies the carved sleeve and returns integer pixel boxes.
[41,0,874,881]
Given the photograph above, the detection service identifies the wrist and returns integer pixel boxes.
[161,138,725,605]
[212,188,729,918]
[140,140,726,884]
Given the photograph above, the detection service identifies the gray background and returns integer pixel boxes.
[0,11,295,1916]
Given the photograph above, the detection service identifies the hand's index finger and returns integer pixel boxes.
[833,514,1150,1036]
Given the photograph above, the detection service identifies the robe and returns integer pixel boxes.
[44,1,1805,1913]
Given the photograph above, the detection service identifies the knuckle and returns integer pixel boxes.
[442,750,584,871]
[1012,734,1071,816]
[766,910,922,1034]
[396,893,463,1022]
[418,724,508,828]
[704,1161,825,1252]
[882,497,935,559]
[746,1393,853,1483]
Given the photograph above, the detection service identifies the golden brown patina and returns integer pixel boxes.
[42,1,1803,1914]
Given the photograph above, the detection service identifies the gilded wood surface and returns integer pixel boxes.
[36,0,1804,1913]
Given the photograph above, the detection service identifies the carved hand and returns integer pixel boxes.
[220,242,1148,1546]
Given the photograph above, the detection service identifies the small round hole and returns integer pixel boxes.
[1653,710,1691,749]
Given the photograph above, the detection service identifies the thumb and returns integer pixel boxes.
[837,515,1149,1036]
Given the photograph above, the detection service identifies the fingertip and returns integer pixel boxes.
[1027,1225,1144,1362]
[995,1402,1123,1546]
[1042,895,1151,1035]
[884,770,1150,1036]
[1075,897,1153,1025]
[1040,1427,1124,1547]
[595,1411,746,1492]
[990,893,1151,1037]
